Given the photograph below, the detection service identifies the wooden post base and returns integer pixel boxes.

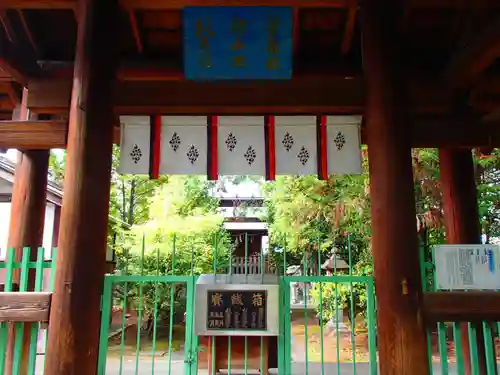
[206,336,269,375]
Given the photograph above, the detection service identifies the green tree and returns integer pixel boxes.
[114,176,231,335]
[48,150,66,184]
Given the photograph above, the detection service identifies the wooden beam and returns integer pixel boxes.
[4,0,498,8]
[409,0,499,8]
[5,0,350,9]
[446,15,500,87]
[0,120,67,148]
[0,120,118,148]
[0,292,51,322]
[408,117,500,147]
[470,75,500,113]
[423,292,500,323]
[25,77,453,114]
[0,116,499,149]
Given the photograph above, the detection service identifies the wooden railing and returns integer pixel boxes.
[0,247,56,373]
[230,255,277,275]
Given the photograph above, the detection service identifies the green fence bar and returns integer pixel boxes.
[167,235,177,375]
[211,234,217,375]
[97,277,113,375]
[453,323,465,375]
[348,236,357,373]
[482,322,496,375]
[134,238,146,375]
[0,249,14,373]
[151,248,160,375]
[317,241,325,375]
[419,245,434,374]
[184,276,195,375]
[118,280,128,375]
[28,247,46,375]
[303,252,309,375]
[43,248,58,367]
[11,248,30,375]
[468,323,480,375]
[244,233,249,375]
[437,322,449,375]
[334,256,341,375]
[366,280,377,375]
[227,234,233,375]
[118,255,129,375]
[284,277,292,375]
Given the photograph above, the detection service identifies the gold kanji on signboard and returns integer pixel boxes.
[231,292,244,306]
[252,292,263,307]
[211,292,223,306]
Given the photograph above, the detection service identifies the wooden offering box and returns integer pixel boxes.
[198,335,278,375]
[195,275,279,374]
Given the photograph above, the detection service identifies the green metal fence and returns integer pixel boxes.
[0,247,57,375]
[420,246,500,375]
[97,274,197,375]
[97,235,378,375]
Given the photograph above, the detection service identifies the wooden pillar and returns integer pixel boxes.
[43,0,119,373]
[361,2,430,375]
[4,89,49,375]
[439,148,492,375]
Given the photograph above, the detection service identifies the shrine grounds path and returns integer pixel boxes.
[34,356,500,374]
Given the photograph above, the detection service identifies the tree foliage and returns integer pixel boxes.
[114,176,231,333]
[46,144,500,332]
[263,148,500,324]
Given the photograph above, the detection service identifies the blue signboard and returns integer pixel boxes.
[183,6,293,80]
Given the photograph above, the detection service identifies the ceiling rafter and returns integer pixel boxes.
[341,2,357,55]
[0,10,40,84]
[16,10,38,54]
[129,10,143,53]
[0,11,17,43]
[446,14,500,87]
[0,39,41,85]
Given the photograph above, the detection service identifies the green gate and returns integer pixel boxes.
[97,236,378,375]
[280,274,377,375]
[97,274,198,375]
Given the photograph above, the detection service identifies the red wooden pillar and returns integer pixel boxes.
[361,2,430,375]
[439,148,492,375]
[4,89,49,375]
[43,0,119,373]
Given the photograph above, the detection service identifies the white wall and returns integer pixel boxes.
[0,202,57,260]
[0,202,11,259]
[43,203,55,259]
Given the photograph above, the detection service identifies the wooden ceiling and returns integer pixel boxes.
[1,0,500,120]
